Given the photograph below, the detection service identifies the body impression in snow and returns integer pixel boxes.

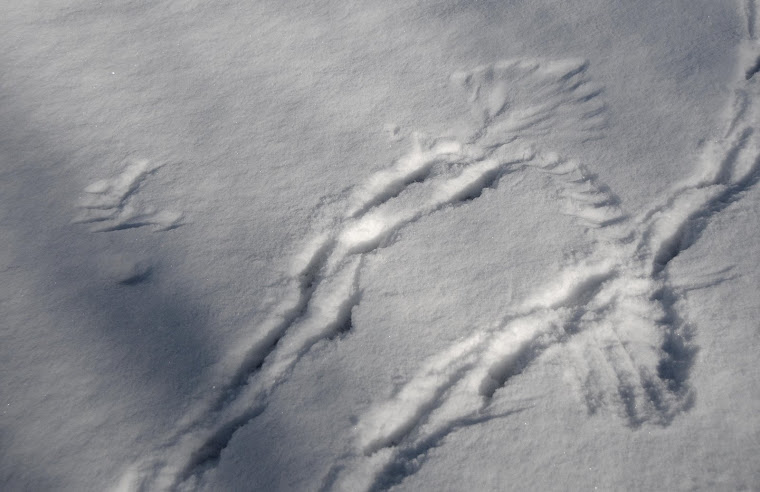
[118,3,760,490]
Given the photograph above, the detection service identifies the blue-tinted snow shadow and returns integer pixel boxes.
[0,97,220,490]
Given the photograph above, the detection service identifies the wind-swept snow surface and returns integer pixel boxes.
[1,0,758,491]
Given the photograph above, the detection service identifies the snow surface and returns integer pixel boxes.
[1,0,758,491]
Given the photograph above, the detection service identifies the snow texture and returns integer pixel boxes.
[0,0,758,491]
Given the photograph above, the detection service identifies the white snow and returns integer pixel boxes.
[1,0,758,491]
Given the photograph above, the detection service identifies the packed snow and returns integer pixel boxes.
[1,0,758,491]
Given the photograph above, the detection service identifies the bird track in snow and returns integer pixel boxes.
[118,3,760,490]
[73,159,183,232]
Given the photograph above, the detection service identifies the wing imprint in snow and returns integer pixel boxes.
[326,29,760,490]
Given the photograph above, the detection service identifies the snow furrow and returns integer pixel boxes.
[121,97,537,490]
[745,0,757,40]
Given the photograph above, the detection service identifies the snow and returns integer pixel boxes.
[1,0,758,491]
